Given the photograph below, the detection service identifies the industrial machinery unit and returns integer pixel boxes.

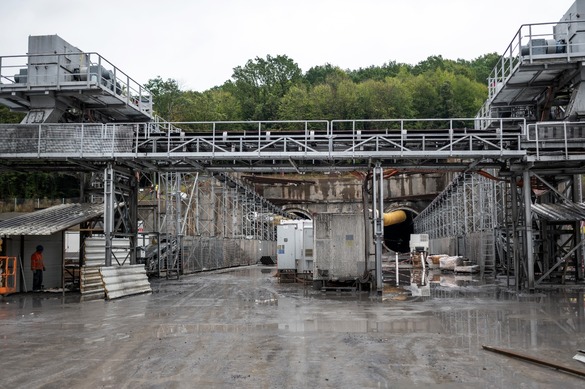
[313,213,371,290]
[313,209,407,291]
[477,0,585,124]
[276,220,313,282]
[0,35,152,124]
[409,234,429,254]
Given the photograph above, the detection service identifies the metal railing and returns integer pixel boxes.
[0,118,529,161]
[477,21,585,123]
[0,123,135,157]
[526,121,585,160]
[486,21,584,102]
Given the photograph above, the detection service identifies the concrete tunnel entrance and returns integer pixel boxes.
[284,206,417,254]
[383,208,416,253]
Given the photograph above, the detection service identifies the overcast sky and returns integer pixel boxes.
[0,0,576,91]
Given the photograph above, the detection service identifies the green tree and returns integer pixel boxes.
[278,85,313,120]
[304,64,347,86]
[178,89,242,122]
[451,73,488,117]
[403,72,439,119]
[144,77,184,121]
[0,172,80,200]
[308,83,337,119]
[0,106,25,123]
[231,55,303,120]
[348,61,411,83]
[469,53,500,84]
[412,55,474,80]
[356,78,414,119]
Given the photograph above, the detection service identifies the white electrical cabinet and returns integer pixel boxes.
[277,220,313,272]
[410,234,429,252]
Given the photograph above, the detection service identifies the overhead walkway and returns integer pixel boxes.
[3,117,585,173]
[0,118,558,173]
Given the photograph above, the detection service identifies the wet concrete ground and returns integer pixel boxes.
[1,265,584,388]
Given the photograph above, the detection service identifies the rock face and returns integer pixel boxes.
[250,172,451,254]
[254,172,451,216]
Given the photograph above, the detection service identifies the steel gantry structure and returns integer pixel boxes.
[1,115,583,287]
[3,0,585,291]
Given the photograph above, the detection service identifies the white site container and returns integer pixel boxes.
[277,220,313,272]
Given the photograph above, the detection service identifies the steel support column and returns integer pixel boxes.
[104,163,114,267]
[574,175,584,281]
[510,174,521,291]
[373,163,384,295]
[523,170,535,290]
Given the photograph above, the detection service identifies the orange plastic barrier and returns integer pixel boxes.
[0,256,17,295]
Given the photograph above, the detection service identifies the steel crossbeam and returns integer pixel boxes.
[6,118,585,174]
[0,120,532,172]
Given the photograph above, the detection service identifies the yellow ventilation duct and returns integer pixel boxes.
[383,210,407,226]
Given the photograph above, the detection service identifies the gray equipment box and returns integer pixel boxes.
[27,35,85,86]
[313,213,372,282]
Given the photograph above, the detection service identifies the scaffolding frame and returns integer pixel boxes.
[139,171,285,276]
[415,168,585,289]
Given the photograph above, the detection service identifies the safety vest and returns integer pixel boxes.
[31,252,43,270]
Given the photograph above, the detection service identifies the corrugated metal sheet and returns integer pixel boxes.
[100,265,151,299]
[531,202,585,222]
[0,203,104,235]
[80,267,105,297]
[85,236,131,267]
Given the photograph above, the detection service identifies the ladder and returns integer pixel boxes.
[482,231,496,274]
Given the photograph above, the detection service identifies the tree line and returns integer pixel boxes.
[145,53,499,123]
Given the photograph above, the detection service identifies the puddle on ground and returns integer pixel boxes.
[2,265,584,353]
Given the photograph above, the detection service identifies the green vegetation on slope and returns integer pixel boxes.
[146,53,499,123]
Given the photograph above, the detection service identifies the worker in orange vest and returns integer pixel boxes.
[31,245,45,292]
